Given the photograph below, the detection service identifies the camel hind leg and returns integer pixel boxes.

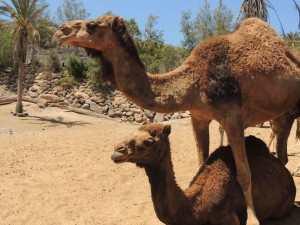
[221,113,259,225]
[271,113,294,165]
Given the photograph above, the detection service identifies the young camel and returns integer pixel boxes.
[111,123,296,225]
[54,16,300,225]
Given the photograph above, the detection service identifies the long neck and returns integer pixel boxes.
[144,145,195,225]
[103,46,199,113]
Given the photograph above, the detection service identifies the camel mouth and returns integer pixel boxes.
[111,151,129,163]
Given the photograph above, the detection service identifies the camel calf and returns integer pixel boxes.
[112,123,295,225]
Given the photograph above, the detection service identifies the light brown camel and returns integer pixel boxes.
[54,16,300,225]
[111,123,296,225]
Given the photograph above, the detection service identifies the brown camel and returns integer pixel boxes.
[54,16,300,225]
[111,123,296,225]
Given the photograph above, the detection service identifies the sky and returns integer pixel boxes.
[48,0,299,46]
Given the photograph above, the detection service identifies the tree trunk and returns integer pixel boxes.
[15,60,24,113]
[15,30,28,114]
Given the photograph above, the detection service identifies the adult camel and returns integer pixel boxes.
[54,16,300,225]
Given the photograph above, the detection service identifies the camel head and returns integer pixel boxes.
[54,15,143,87]
[111,123,171,167]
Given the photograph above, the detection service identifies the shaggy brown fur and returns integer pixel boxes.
[55,16,300,225]
[111,124,296,225]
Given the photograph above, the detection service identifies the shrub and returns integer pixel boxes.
[0,28,13,68]
[86,58,102,88]
[57,73,78,89]
[45,50,61,72]
[65,54,87,80]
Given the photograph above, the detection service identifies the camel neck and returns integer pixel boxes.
[144,147,195,225]
[102,47,199,113]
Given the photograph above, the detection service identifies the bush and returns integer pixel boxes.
[65,54,87,80]
[0,29,13,68]
[57,72,78,89]
[86,58,102,88]
[45,50,61,72]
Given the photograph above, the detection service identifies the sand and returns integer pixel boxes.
[0,103,299,225]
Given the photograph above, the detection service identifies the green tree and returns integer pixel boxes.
[214,0,233,35]
[139,15,165,73]
[0,27,13,68]
[57,0,89,23]
[0,0,48,114]
[181,10,197,51]
[180,0,233,51]
[126,18,142,41]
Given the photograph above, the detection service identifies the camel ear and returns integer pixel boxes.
[112,16,125,31]
[162,125,171,137]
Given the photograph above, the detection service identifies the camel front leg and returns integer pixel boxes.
[222,116,259,225]
[191,115,210,165]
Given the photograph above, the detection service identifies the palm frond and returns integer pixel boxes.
[292,0,300,29]
[240,0,269,21]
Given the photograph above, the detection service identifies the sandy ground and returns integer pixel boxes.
[0,103,299,225]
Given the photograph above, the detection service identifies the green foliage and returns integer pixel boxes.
[181,11,198,51]
[138,15,166,73]
[45,50,61,72]
[57,73,78,89]
[180,0,233,50]
[86,58,102,88]
[285,32,300,49]
[0,28,13,68]
[57,0,89,22]
[65,54,87,80]
[126,18,142,40]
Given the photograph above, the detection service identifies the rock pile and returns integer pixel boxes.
[2,71,191,123]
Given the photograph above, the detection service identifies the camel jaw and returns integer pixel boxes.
[111,150,130,163]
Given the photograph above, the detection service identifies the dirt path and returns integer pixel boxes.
[0,103,299,225]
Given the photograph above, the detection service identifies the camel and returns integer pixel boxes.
[54,16,300,225]
[111,123,296,225]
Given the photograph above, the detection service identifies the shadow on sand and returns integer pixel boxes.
[21,115,90,128]
[264,202,300,225]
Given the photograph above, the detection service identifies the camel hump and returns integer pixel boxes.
[236,17,278,37]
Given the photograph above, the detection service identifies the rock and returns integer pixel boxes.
[171,113,182,120]
[74,91,90,100]
[29,84,40,93]
[27,90,39,98]
[40,94,61,103]
[154,113,165,122]
[37,99,48,108]
[134,114,144,123]
[89,101,104,114]
[82,103,90,110]
[125,111,134,117]
[144,110,155,119]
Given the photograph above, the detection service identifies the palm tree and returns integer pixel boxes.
[0,0,47,114]
[241,0,300,25]
[241,0,268,21]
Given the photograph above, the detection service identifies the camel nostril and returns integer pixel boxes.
[115,146,128,154]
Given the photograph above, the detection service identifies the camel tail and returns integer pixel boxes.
[296,118,300,142]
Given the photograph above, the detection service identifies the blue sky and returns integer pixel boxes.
[48,0,299,46]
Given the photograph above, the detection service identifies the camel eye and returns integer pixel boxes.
[87,22,97,32]
[143,138,154,147]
